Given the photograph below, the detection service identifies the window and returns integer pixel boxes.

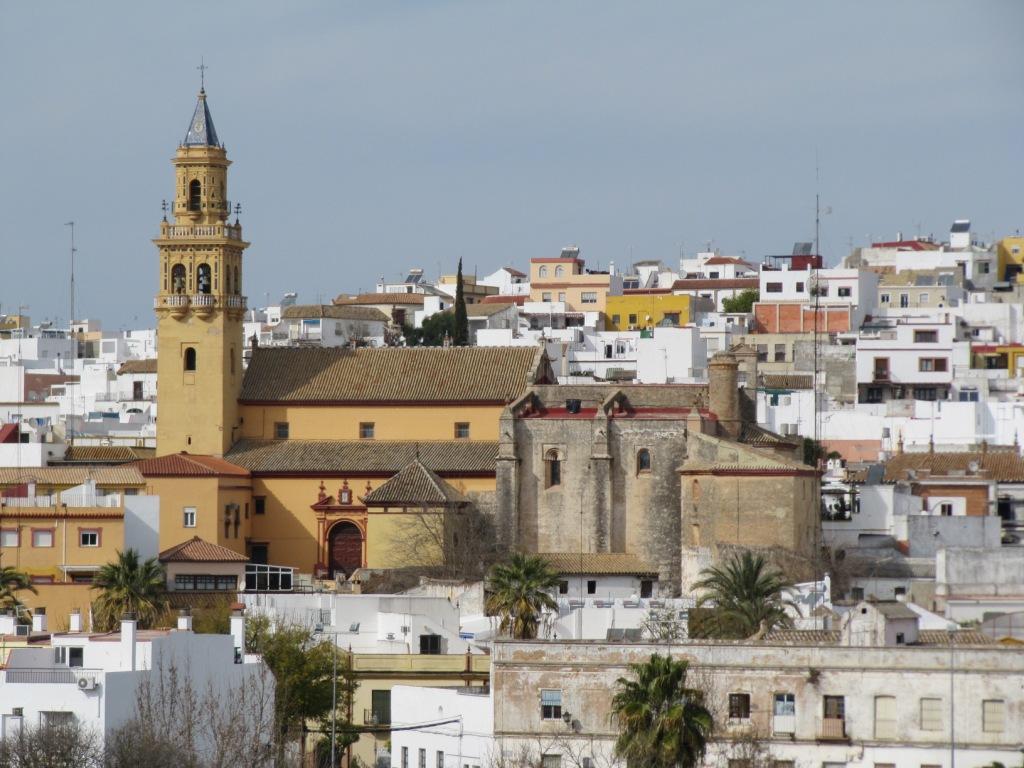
[663,312,680,326]
[611,314,620,325]
[197,263,212,294]
[31,529,53,548]
[174,575,238,591]
[0,529,18,547]
[558,580,569,595]
[54,646,84,668]
[708,271,720,279]
[254,496,266,516]
[919,292,929,304]
[133,381,144,400]
[171,263,187,293]
[628,313,638,325]
[880,293,890,304]
[188,179,202,210]
[940,503,953,516]
[979,261,990,274]
[838,286,852,297]
[919,697,942,730]
[982,699,1004,732]
[912,387,937,401]
[79,530,99,548]
[919,358,947,372]
[541,757,561,768]
[874,695,896,739]
[640,579,653,598]
[545,449,562,488]
[183,507,197,528]
[757,344,768,362]
[795,282,805,292]
[636,449,651,473]
[371,690,391,725]
[558,292,566,303]
[40,712,74,728]
[184,347,197,372]
[766,282,783,293]
[540,690,562,720]
[851,587,864,600]
[419,634,442,654]
[538,266,548,278]
[773,693,795,716]
[959,388,979,402]
[914,329,938,343]
[437,751,444,768]
[586,580,597,595]
[728,693,751,720]
[454,422,470,439]
[823,695,845,720]
[359,422,375,439]
[274,422,289,439]
[581,292,598,304]
[774,344,786,362]
[542,292,552,302]
[402,747,409,768]
[555,265,565,278]
[900,293,909,308]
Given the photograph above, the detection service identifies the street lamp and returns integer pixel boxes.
[315,623,339,768]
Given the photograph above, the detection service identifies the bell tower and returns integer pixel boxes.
[154,86,248,456]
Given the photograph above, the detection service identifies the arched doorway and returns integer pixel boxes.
[328,521,363,579]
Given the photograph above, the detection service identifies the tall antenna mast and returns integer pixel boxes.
[65,221,76,330]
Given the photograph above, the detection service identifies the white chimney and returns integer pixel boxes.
[31,607,47,633]
[608,260,616,277]
[121,613,137,671]
[177,608,193,632]
[69,609,82,633]
[230,606,246,661]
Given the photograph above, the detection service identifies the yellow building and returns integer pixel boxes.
[529,251,618,312]
[435,273,498,304]
[154,86,248,457]
[604,293,692,331]
[996,236,1024,283]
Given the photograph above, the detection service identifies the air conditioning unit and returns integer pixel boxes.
[386,632,396,641]
[76,674,97,691]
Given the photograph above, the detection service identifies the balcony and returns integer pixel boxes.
[1,667,101,684]
[161,223,243,241]
[772,714,796,736]
[817,717,848,741]
[154,294,248,312]
[363,709,389,726]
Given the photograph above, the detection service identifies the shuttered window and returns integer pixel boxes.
[983,699,1005,733]
[874,695,897,740]
[920,698,942,731]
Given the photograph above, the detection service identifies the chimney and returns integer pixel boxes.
[230,605,246,662]
[31,607,47,633]
[707,352,741,440]
[177,608,193,632]
[121,613,137,671]
[69,609,82,633]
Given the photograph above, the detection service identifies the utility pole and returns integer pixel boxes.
[65,221,77,330]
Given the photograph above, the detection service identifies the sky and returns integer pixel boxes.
[1,1,1021,330]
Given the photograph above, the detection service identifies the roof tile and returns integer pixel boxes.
[883,449,1024,483]
[159,536,248,563]
[362,460,469,505]
[538,552,659,576]
[133,453,250,478]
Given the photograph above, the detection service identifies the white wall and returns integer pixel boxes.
[391,686,494,768]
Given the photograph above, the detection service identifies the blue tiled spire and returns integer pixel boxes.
[183,89,220,147]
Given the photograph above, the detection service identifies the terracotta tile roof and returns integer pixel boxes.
[466,303,515,318]
[116,359,158,375]
[481,295,527,305]
[0,507,125,520]
[160,536,248,563]
[281,304,389,322]
[0,424,17,444]
[239,346,544,403]
[538,552,659,576]
[362,460,469,506]
[703,256,755,268]
[740,423,801,448]
[60,446,155,464]
[918,630,994,645]
[133,452,251,478]
[503,267,527,278]
[0,466,144,486]
[226,439,498,475]
[883,449,1024,483]
[333,293,427,306]
[759,373,814,390]
[762,629,993,646]
[671,278,759,291]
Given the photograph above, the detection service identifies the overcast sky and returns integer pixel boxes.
[1,1,1021,329]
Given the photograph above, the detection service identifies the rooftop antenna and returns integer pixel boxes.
[65,221,76,329]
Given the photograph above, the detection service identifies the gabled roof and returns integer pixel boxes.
[281,304,389,322]
[739,422,801,448]
[117,359,158,375]
[466,302,516,318]
[760,373,814,390]
[538,552,659,576]
[502,267,527,278]
[182,89,220,147]
[0,466,144,487]
[60,445,155,464]
[239,346,546,404]
[703,256,756,269]
[133,452,250,478]
[226,439,498,476]
[159,536,248,563]
[362,460,469,506]
[883,449,1024,483]
[333,293,426,306]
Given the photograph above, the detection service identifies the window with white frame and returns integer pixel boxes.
[183,507,197,528]
[983,699,1005,732]
[919,697,942,730]
[838,286,852,297]
[541,689,562,719]
[874,695,896,739]
[31,529,54,548]
[79,530,99,547]
[581,292,597,304]
[0,529,17,547]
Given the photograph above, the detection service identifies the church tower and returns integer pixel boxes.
[154,87,248,456]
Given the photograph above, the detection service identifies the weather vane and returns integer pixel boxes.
[197,57,208,90]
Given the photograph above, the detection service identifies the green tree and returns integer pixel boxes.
[91,549,169,631]
[612,653,712,768]
[0,565,37,620]
[484,553,559,639]
[453,258,469,346]
[691,550,794,639]
[721,289,759,313]
[403,311,457,346]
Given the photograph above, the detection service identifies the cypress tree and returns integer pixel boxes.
[454,258,469,345]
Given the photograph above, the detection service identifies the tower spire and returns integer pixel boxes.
[183,72,220,147]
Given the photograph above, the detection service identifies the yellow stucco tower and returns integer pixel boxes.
[154,87,248,456]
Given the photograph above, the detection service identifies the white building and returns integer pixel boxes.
[279,304,389,347]
[390,685,495,768]
[479,266,530,297]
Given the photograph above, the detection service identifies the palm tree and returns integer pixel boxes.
[484,553,559,639]
[612,653,712,768]
[0,565,37,620]
[91,549,168,631]
[692,550,794,639]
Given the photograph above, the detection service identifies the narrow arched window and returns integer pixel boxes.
[171,264,186,294]
[225,267,233,295]
[637,448,652,474]
[538,266,548,278]
[230,346,236,375]
[184,347,197,372]
[555,265,565,278]
[233,266,240,295]
[197,264,212,294]
[545,448,562,488]
[188,180,202,211]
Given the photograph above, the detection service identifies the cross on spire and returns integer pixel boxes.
[197,57,208,91]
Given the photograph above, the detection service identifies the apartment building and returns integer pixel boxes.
[529,248,622,313]
[754,267,879,334]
